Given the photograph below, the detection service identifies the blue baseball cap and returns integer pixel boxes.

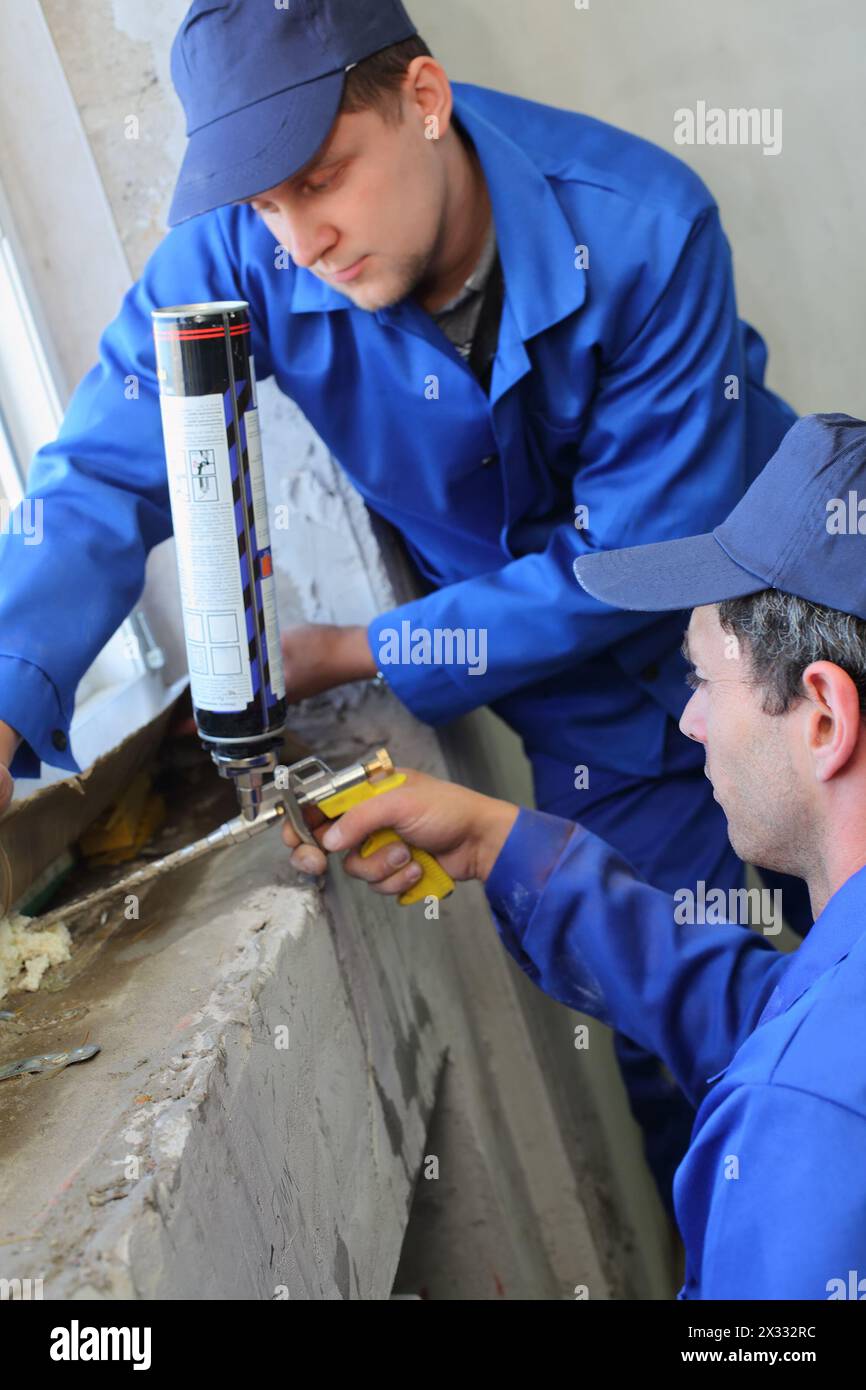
[574,414,866,621]
[168,0,418,227]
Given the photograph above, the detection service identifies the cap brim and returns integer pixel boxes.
[573,532,768,611]
[168,68,346,226]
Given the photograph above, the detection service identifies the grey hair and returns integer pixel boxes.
[717,590,866,716]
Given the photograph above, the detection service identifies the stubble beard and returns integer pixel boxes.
[340,247,437,313]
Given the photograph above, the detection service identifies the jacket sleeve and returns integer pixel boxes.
[367,206,788,725]
[484,807,789,1108]
[0,207,273,779]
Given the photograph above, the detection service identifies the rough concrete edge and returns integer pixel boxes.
[21,886,321,1298]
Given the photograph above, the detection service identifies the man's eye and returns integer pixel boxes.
[685,670,705,691]
[305,165,345,194]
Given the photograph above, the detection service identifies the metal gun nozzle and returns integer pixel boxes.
[364,748,394,780]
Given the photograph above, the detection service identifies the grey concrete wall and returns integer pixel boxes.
[40,0,188,284]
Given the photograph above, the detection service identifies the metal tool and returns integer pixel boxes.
[0,1044,101,1082]
[29,747,453,933]
[275,747,454,905]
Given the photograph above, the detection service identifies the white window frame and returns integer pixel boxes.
[0,7,187,793]
[0,180,65,495]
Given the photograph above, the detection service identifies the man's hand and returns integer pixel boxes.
[280,767,520,896]
[0,719,22,817]
[281,624,377,702]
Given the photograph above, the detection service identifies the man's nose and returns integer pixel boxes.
[679,691,706,744]
[273,210,334,271]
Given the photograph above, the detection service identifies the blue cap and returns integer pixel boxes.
[168,0,418,227]
[574,414,866,621]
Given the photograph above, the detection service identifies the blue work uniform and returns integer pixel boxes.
[0,84,800,1203]
[486,808,866,1299]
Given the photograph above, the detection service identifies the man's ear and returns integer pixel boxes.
[800,661,863,782]
[403,56,453,137]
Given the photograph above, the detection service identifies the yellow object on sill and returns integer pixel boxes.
[78,772,166,867]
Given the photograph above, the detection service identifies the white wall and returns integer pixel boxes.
[408,0,865,416]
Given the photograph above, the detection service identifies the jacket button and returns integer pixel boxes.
[640,662,660,681]
[480,454,497,467]
[51,729,68,751]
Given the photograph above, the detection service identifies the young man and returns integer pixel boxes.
[279,413,866,1298]
[0,0,803,1208]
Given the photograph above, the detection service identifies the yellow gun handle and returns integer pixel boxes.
[316,772,455,906]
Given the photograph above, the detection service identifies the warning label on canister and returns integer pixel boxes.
[159,392,254,711]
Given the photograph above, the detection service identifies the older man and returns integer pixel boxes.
[282,414,866,1298]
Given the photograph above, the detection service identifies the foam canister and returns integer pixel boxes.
[151,301,287,753]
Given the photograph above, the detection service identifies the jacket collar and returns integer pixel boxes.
[756,861,866,1028]
[449,84,587,343]
[289,82,587,345]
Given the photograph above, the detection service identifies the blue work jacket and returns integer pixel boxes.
[0,83,794,781]
[486,808,866,1299]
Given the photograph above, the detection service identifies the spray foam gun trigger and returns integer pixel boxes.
[268,747,454,906]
